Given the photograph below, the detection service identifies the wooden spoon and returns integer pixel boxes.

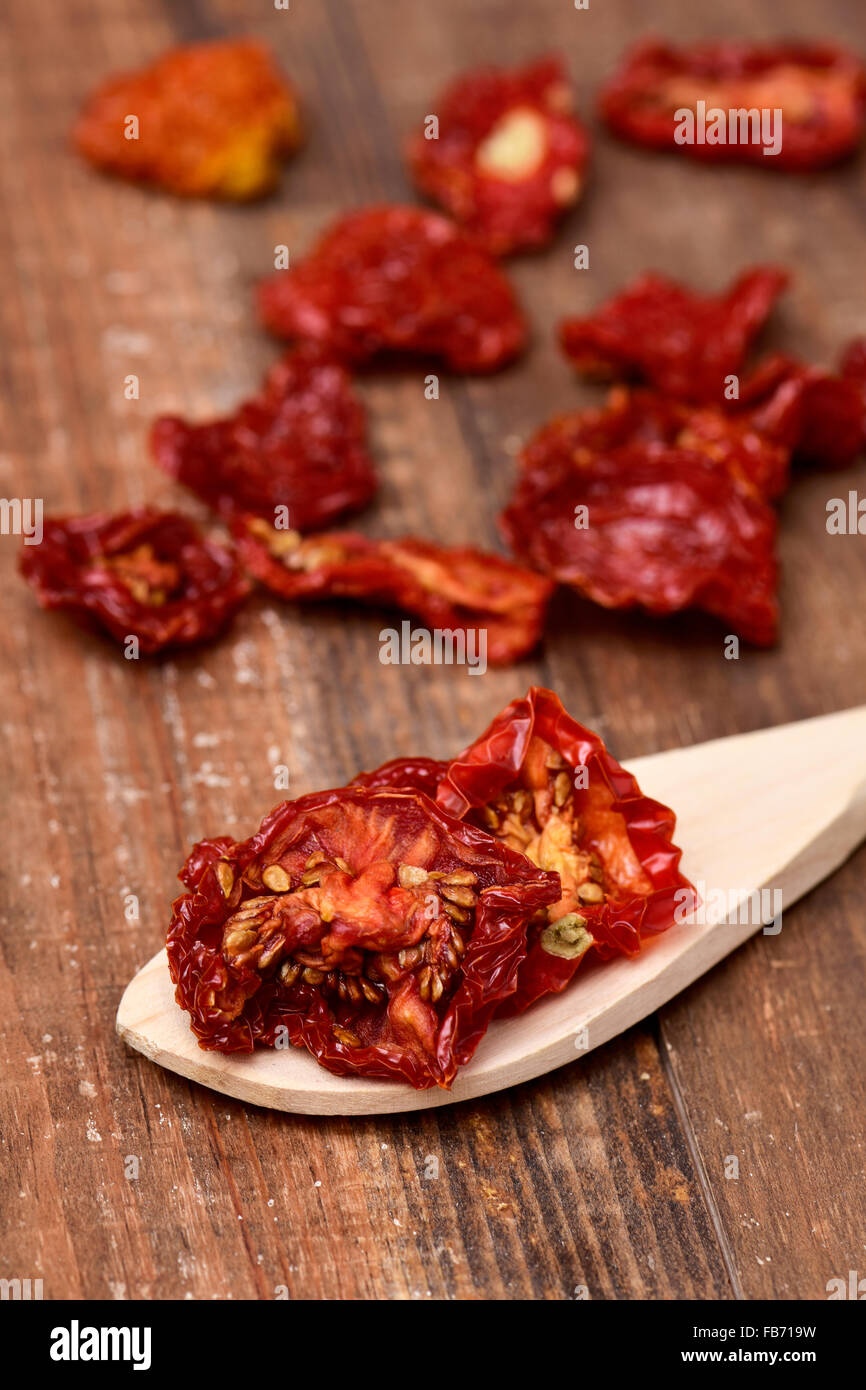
[117,705,866,1115]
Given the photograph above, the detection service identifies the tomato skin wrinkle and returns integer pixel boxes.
[257,205,527,373]
[234,523,554,666]
[351,758,449,801]
[73,37,303,199]
[167,786,561,1089]
[560,267,788,405]
[151,345,377,531]
[407,55,590,256]
[19,510,251,653]
[599,39,866,170]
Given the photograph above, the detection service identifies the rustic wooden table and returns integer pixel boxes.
[2,0,864,1302]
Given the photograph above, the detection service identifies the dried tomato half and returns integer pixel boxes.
[424,688,696,1013]
[599,40,866,170]
[167,786,561,1088]
[534,385,790,501]
[151,346,377,530]
[234,521,554,665]
[560,267,788,404]
[19,510,250,653]
[407,56,590,255]
[501,421,779,645]
[257,206,527,372]
[735,350,866,470]
[73,38,302,199]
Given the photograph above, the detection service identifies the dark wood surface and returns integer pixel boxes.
[1,0,864,1301]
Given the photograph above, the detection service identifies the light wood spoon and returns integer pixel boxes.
[117,705,866,1115]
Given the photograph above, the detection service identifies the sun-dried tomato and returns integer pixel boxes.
[19,510,250,653]
[167,786,561,1088]
[536,385,790,501]
[429,688,696,1012]
[257,206,527,372]
[560,267,788,404]
[735,349,866,469]
[406,56,590,256]
[501,418,779,645]
[151,346,377,530]
[73,38,302,199]
[234,521,554,665]
[599,40,866,170]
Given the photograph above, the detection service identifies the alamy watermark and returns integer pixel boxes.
[1,1276,43,1299]
[675,881,783,935]
[379,621,487,674]
[0,497,42,545]
[50,1321,151,1370]
[674,102,783,158]
[826,490,866,534]
[826,1269,866,1299]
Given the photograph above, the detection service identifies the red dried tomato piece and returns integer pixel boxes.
[235,521,553,665]
[734,351,866,469]
[560,267,788,404]
[600,40,866,170]
[257,206,527,372]
[73,38,302,199]
[19,510,250,653]
[427,688,696,1013]
[535,385,790,501]
[151,346,377,529]
[167,786,561,1088]
[406,56,590,255]
[501,419,779,645]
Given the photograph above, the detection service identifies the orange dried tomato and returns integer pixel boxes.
[73,38,302,199]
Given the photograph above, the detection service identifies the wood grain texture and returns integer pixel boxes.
[0,0,864,1300]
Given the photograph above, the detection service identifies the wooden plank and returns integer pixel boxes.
[0,0,863,1300]
[659,848,866,1302]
